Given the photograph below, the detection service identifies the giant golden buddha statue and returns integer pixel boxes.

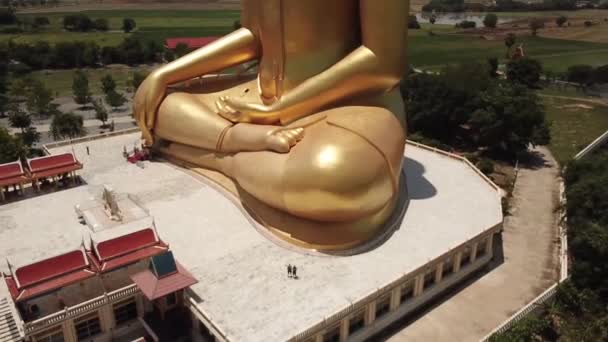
[134,0,409,251]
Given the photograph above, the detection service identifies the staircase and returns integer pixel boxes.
[0,298,22,342]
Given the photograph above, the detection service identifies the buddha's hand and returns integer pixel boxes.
[216,96,279,125]
[133,72,166,146]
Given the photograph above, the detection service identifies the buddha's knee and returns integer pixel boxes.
[281,126,398,223]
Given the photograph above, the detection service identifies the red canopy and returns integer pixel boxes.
[27,153,82,179]
[0,160,28,187]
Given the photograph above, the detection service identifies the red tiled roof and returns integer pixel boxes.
[6,269,96,302]
[0,160,28,187]
[96,229,158,261]
[165,37,219,49]
[14,250,88,288]
[131,262,197,300]
[100,244,168,273]
[27,153,82,179]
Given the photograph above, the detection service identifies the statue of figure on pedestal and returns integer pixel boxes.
[134,0,409,250]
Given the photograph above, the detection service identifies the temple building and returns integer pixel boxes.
[0,132,503,342]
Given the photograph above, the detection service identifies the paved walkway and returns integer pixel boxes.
[384,146,560,342]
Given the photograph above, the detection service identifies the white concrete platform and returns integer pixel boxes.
[0,133,502,341]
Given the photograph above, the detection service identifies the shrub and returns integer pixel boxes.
[63,14,94,32]
[94,18,109,31]
[567,64,594,86]
[122,18,136,33]
[0,7,17,25]
[507,58,543,88]
[409,15,421,29]
[483,13,498,28]
[33,17,50,27]
[456,20,476,29]
[556,15,567,27]
[477,159,495,175]
[529,18,545,35]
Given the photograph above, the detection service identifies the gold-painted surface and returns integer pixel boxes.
[163,153,408,252]
[134,0,410,250]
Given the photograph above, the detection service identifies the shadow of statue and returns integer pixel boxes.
[404,157,438,200]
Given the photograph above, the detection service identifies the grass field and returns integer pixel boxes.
[2,9,607,72]
[31,65,153,97]
[543,96,608,165]
[409,30,608,72]
[2,10,239,46]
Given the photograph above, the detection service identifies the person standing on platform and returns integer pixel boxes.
[292,265,298,279]
[287,264,293,278]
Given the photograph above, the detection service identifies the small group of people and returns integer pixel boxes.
[287,264,298,279]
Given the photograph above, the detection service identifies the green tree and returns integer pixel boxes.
[105,90,126,109]
[594,65,608,84]
[50,112,86,140]
[504,33,516,57]
[506,58,543,88]
[92,99,108,127]
[101,74,117,95]
[487,57,499,78]
[72,70,92,105]
[122,18,136,33]
[130,71,148,93]
[468,83,550,154]
[33,16,50,27]
[0,43,9,117]
[0,127,21,163]
[567,64,595,87]
[529,18,545,36]
[24,79,56,117]
[8,104,31,133]
[94,18,109,31]
[483,13,498,28]
[556,15,568,27]
[174,42,190,58]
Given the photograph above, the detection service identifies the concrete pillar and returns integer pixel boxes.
[99,303,115,332]
[486,234,494,256]
[0,188,4,201]
[315,332,324,342]
[366,301,376,325]
[390,286,401,311]
[339,317,349,342]
[454,251,462,273]
[62,319,77,342]
[435,262,443,284]
[471,242,479,263]
[413,275,423,296]
[136,294,145,318]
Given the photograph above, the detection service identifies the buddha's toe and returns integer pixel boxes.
[266,128,304,153]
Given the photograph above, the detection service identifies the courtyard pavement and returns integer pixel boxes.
[383,146,561,342]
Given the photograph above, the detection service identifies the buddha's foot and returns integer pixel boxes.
[223,123,304,153]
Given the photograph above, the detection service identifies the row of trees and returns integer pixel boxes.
[63,14,136,33]
[566,64,608,87]
[72,70,136,127]
[1,0,60,7]
[402,59,550,159]
[2,37,165,71]
[423,0,584,12]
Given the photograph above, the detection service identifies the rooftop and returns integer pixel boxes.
[0,132,502,341]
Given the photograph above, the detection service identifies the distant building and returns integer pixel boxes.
[165,37,220,50]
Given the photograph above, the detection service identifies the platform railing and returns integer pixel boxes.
[479,282,561,341]
[405,140,503,194]
[23,284,139,334]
